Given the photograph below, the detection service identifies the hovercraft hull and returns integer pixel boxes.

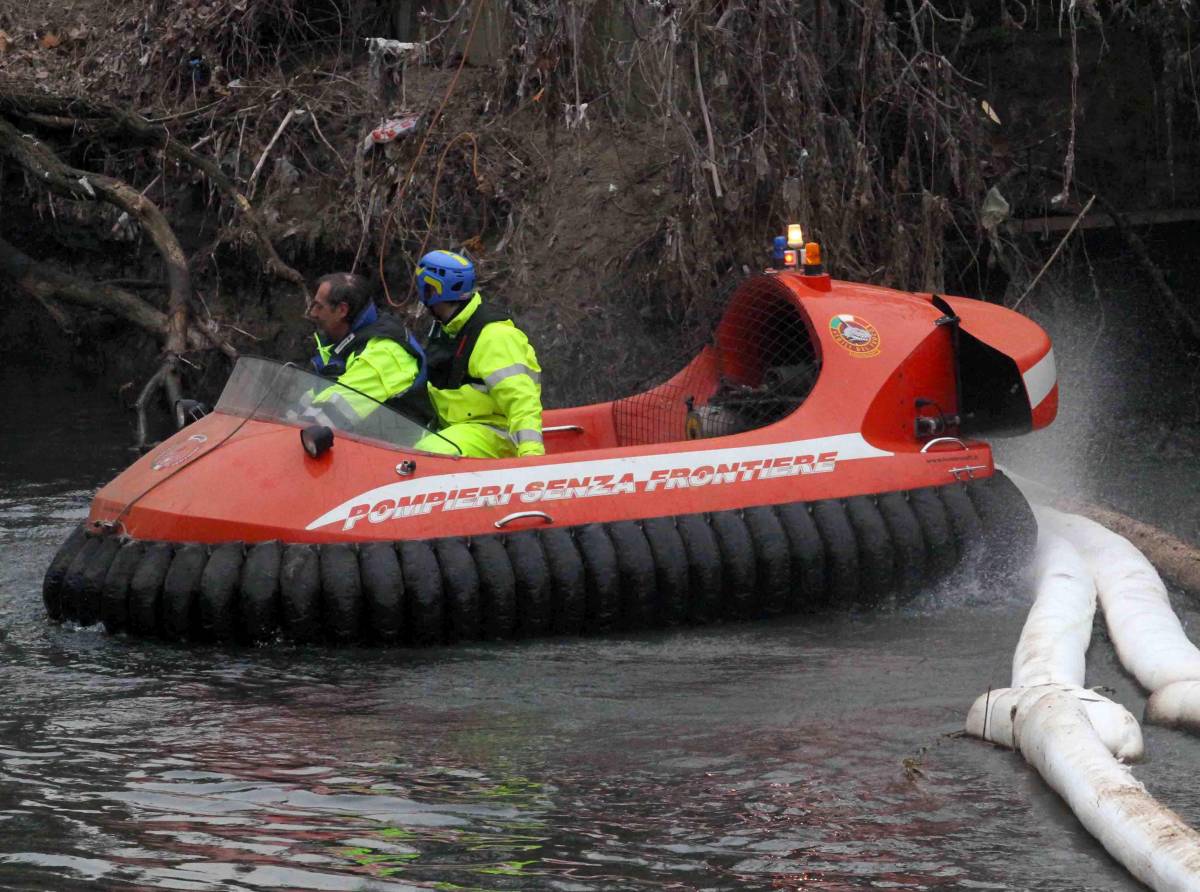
[46,472,1035,644]
[44,270,1055,644]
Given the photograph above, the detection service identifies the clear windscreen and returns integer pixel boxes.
[214,357,458,454]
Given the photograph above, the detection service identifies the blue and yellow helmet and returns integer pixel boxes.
[415,250,475,307]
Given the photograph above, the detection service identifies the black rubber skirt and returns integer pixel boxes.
[42,471,1036,645]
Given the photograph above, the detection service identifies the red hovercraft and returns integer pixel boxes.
[43,228,1056,645]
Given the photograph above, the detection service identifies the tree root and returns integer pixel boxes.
[0,93,306,289]
[0,111,242,447]
[0,237,228,356]
[0,234,228,452]
[133,364,170,452]
[0,117,194,384]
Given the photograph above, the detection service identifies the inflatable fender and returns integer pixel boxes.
[436,536,482,642]
[100,540,145,634]
[280,544,321,642]
[240,540,282,643]
[505,532,552,637]
[43,473,1036,648]
[637,518,688,627]
[908,487,957,579]
[164,543,209,640]
[743,506,791,615]
[76,537,121,627]
[44,524,88,621]
[319,543,361,643]
[876,492,926,598]
[471,535,516,639]
[129,542,174,637]
[674,513,723,622]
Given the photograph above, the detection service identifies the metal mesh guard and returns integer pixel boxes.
[612,275,820,446]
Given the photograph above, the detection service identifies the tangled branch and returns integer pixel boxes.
[0,115,240,444]
[0,94,306,288]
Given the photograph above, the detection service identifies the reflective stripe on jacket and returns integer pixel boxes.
[309,316,427,429]
[311,334,421,421]
[426,293,545,457]
[309,305,431,425]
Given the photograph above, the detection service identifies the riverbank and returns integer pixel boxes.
[2,1,1196,407]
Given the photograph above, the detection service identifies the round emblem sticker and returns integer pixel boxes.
[152,433,208,471]
[829,314,881,357]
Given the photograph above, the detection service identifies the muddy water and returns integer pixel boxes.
[3,371,1200,891]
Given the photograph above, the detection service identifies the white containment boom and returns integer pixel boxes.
[967,511,1200,890]
[968,530,1143,759]
[1147,680,1200,733]
[1011,531,1095,688]
[1018,691,1200,892]
[967,683,1143,762]
[1039,507,1200,730]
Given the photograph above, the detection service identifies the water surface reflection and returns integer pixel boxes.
[2,372,1196,890]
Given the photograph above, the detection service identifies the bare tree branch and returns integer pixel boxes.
[0,236,233,357]
[0,93,306,289]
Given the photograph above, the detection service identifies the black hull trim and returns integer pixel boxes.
[42,472,1036,646]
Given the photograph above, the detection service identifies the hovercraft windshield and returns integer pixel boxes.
[215,357,457,454]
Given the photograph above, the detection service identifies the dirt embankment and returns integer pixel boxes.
[0,1,706,411]
[0,1,1197,464]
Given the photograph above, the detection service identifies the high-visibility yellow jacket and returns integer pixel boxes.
[308,312,429,426]
[313,335,418,407]
[426,293,544,457]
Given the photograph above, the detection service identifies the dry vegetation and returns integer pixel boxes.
[0,0,1197,427]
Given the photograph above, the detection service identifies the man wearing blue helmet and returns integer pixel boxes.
[414,250,544,458]
[303,272,432,426]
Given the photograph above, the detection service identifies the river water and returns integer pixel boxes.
[3,370,1200,892]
